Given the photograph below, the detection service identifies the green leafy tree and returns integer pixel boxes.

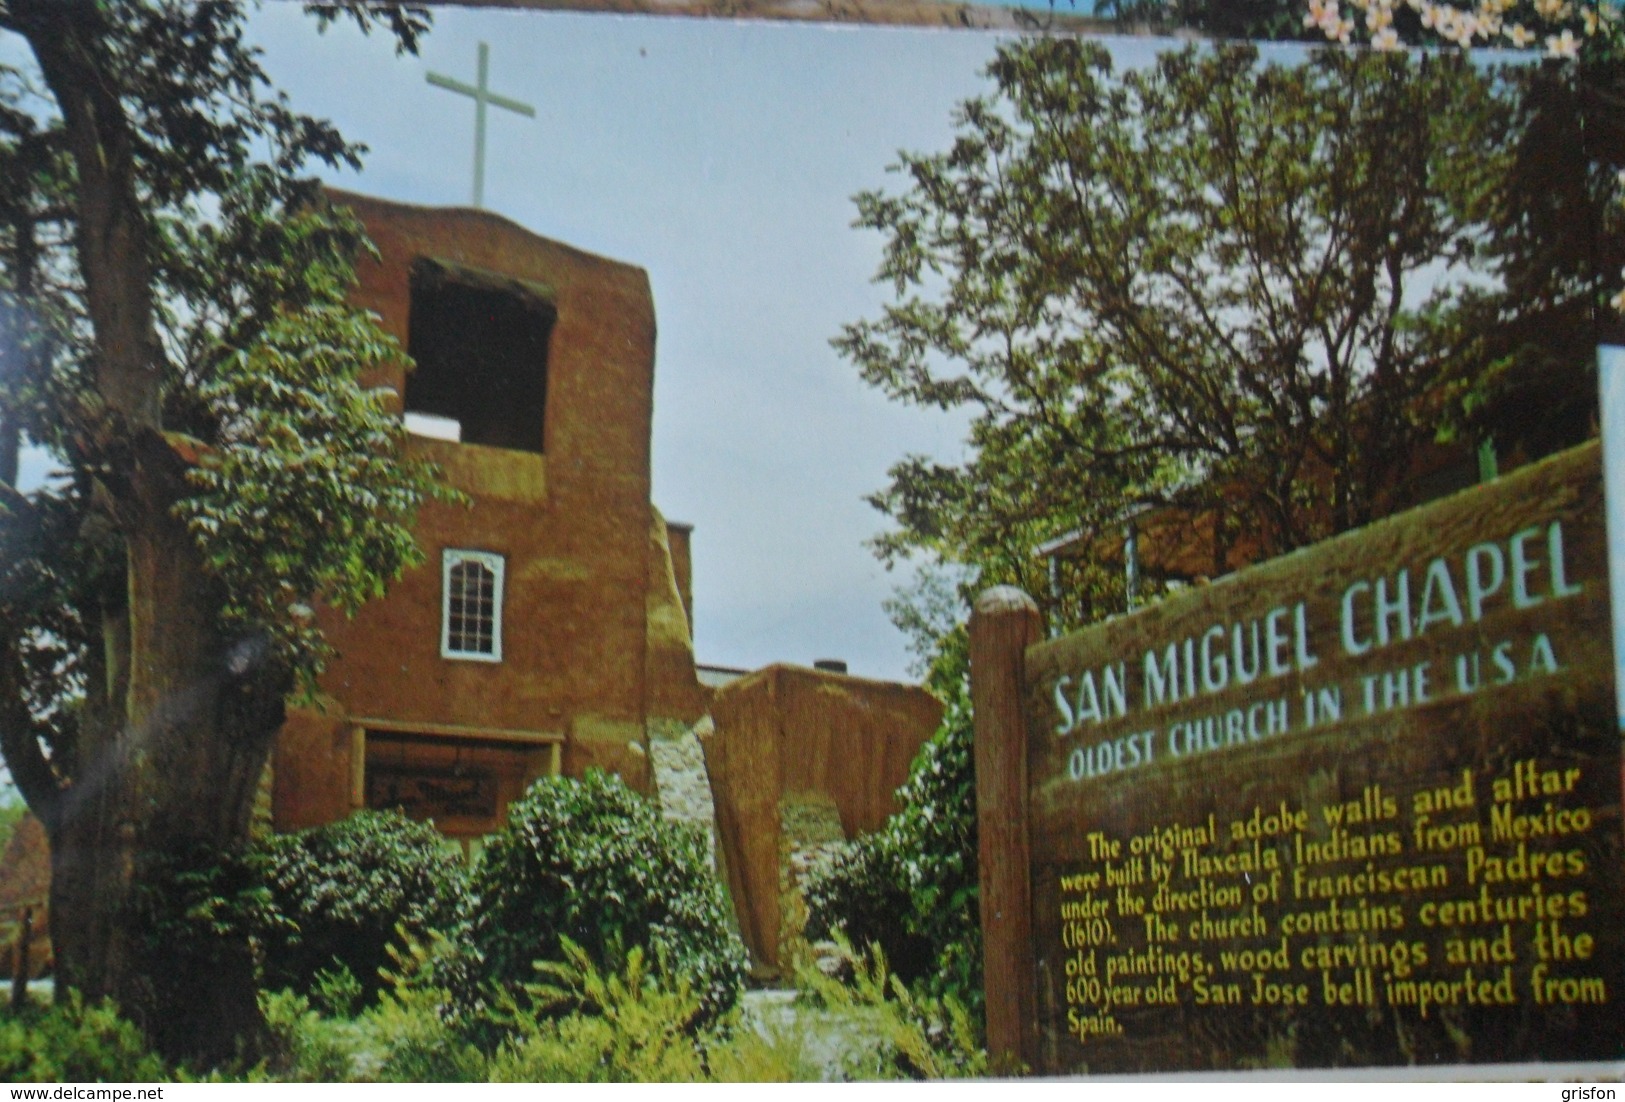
[1262,9,1625,438]
[1446,56,1624,461]
[836,40,1526,631]
[1131,5,1625,484]
[0,0,434,1064]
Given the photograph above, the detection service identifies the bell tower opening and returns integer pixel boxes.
[404,257,555,453]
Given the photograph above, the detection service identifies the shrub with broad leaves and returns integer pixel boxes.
[259,810,465,1008]
[453,770,746,1035]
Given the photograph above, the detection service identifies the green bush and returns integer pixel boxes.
[456,770,746,1035]
[310,964,364,1019]
[129,843,285,1063]
[259,810,465,1008]
[794,938,990,1081]
[804,684,983,1019]
[364,937,487,1082]
[242,940,485,1083]
[255,988,363,1082]
[492,940,719,1082]
[0,993,168,1081]
[491,939,806,1083]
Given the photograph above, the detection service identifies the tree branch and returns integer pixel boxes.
[0,632,64,833]
[12,0,165,435]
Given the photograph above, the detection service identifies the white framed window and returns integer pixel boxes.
[442,550,504,662]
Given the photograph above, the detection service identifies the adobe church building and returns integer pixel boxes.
[262,191,940,971]
[271,190,710,844]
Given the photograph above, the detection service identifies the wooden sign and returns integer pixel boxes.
[366,766,499,820]
[972,442,1620,1074]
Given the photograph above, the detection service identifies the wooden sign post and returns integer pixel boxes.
[970,586,1042,1068]
[974,442,1621,1074]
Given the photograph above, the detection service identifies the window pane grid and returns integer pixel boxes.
[444,555,501,659]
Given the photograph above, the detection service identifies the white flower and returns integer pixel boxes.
[1305,0,1340,28]
[1373,26,1403,47]
[1313,0,1609,47]
[1546,28,1581,56]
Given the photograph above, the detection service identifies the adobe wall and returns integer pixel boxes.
[645,509,706,728]
[701,665,944,974]
[283,192,663,804]
[273,705,354,831]
[667,521,695,641]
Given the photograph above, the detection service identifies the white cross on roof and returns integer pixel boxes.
[426,42,536,210]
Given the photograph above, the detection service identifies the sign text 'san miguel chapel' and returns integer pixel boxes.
[972,443,1619,1074]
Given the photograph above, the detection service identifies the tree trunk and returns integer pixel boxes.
[4,3,286,1064]
[47,434,287,1066]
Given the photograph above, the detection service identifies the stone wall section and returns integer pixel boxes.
[648,717,718,868]
[777,793,847,971]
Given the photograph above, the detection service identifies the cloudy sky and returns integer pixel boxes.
[246,6,1079,682]
[2,7,1299,688]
